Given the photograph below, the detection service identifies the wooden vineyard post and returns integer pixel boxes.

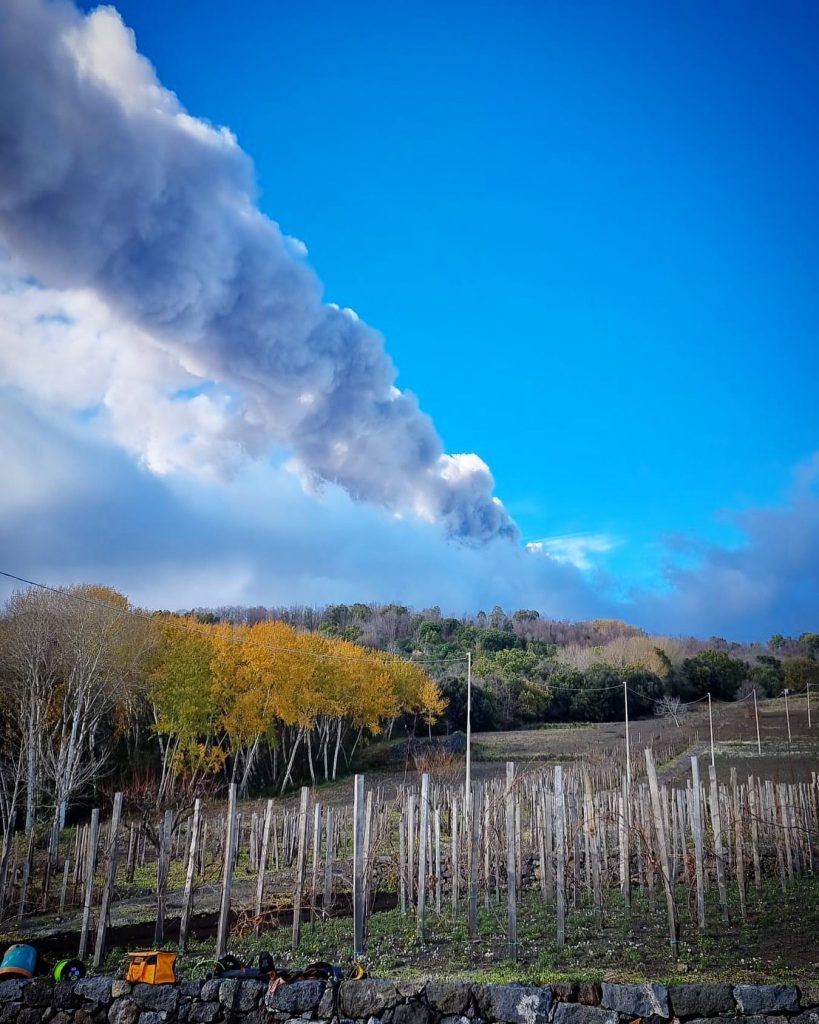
[93,792,123,968]
[154,809,173,947]
[708,765,729,923]
[125,825,136,884]
[451,797,459,913]
[59,859,70,916]
[731,769,746,920]
[310,802,322,927]
[484,795,493,909]
[619,774,631,914]
[216,784,237,960]
[505,762,517,960]
[554,766,566,946]
[362,791,373,908]
[416,773,430,943]
[468,787,481,938]
[324,806,335,914]
[645,749,679,957]
[537,797,548,906]
[353,774,365,957]
[690,757,706,931]
[180,798,202,950]
[252,798,273,936]
[747,776,762,896]
[407,793,415,907]
[434,806,442,915]
[583,770,603,929]
[292,786,310,951]
[78,808,100,960]
[399,804,407,915]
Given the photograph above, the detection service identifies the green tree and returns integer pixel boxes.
[682,649,747,701]
[798,633,819,656]
[784,657,819,692]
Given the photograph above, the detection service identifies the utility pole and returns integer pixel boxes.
[753,687,761,755]
[465,651,472,805]
[623,681,631,789]
[783,688,792,750]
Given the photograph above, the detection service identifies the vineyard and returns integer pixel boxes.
[0,695,817,983]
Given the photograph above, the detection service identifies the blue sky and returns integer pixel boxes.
[1,0,818,637]
[91,0,819,549]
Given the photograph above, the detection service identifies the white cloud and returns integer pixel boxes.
[0,0,516,543]
[526,533,616,571]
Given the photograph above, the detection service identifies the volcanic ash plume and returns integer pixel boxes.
[0,0,518,544]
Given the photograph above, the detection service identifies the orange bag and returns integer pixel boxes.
[125,951,177,985]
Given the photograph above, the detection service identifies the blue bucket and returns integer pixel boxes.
[0,943,37,978]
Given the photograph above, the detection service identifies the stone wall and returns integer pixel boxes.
[0,974,817,1024]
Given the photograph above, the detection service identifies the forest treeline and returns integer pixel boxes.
[0,586,441,837]
[1,585,817,834]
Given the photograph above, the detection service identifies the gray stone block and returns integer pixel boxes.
[479,984,552,1024]
[180,982,203,1000]
[108,999,140,1024]
[218,979,239,1010]
[441,1015,473,1024]
[801,988,819,1010]
[0,981,27,1003]
[53,984,83,1011]
[24,981,56,1007]
[131,984,179,1013]
[15,1008,44,1024]
[792,1012,819,1024]
[318,984,336,1018]
[112,982,133,1000]
[200,981,221,1003]
[397,981,428,1000]
[734,986,799,1015]
[266,980,325,1015]
[427,983,475,1016]
[0,1004,23,1024]
[137,1013,163,1024]
[339,980,400,1019]
[669,985,735,1018]
[553,1004,618,1024]
[236,980,267,1012]
[76,978,114,1005]
[552,984,602,1008]
[601,984,669,1019]
[393,1004,433,1024]
[188,1001,222,1023]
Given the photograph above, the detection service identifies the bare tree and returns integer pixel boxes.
[0,590,61,830]
[0,585,152,835]
[654,694,688,727]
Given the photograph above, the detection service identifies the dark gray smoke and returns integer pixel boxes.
[0,0,518,543]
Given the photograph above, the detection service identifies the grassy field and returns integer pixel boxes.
[98,879,819,985]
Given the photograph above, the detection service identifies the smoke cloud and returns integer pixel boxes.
[0,0,517,543]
